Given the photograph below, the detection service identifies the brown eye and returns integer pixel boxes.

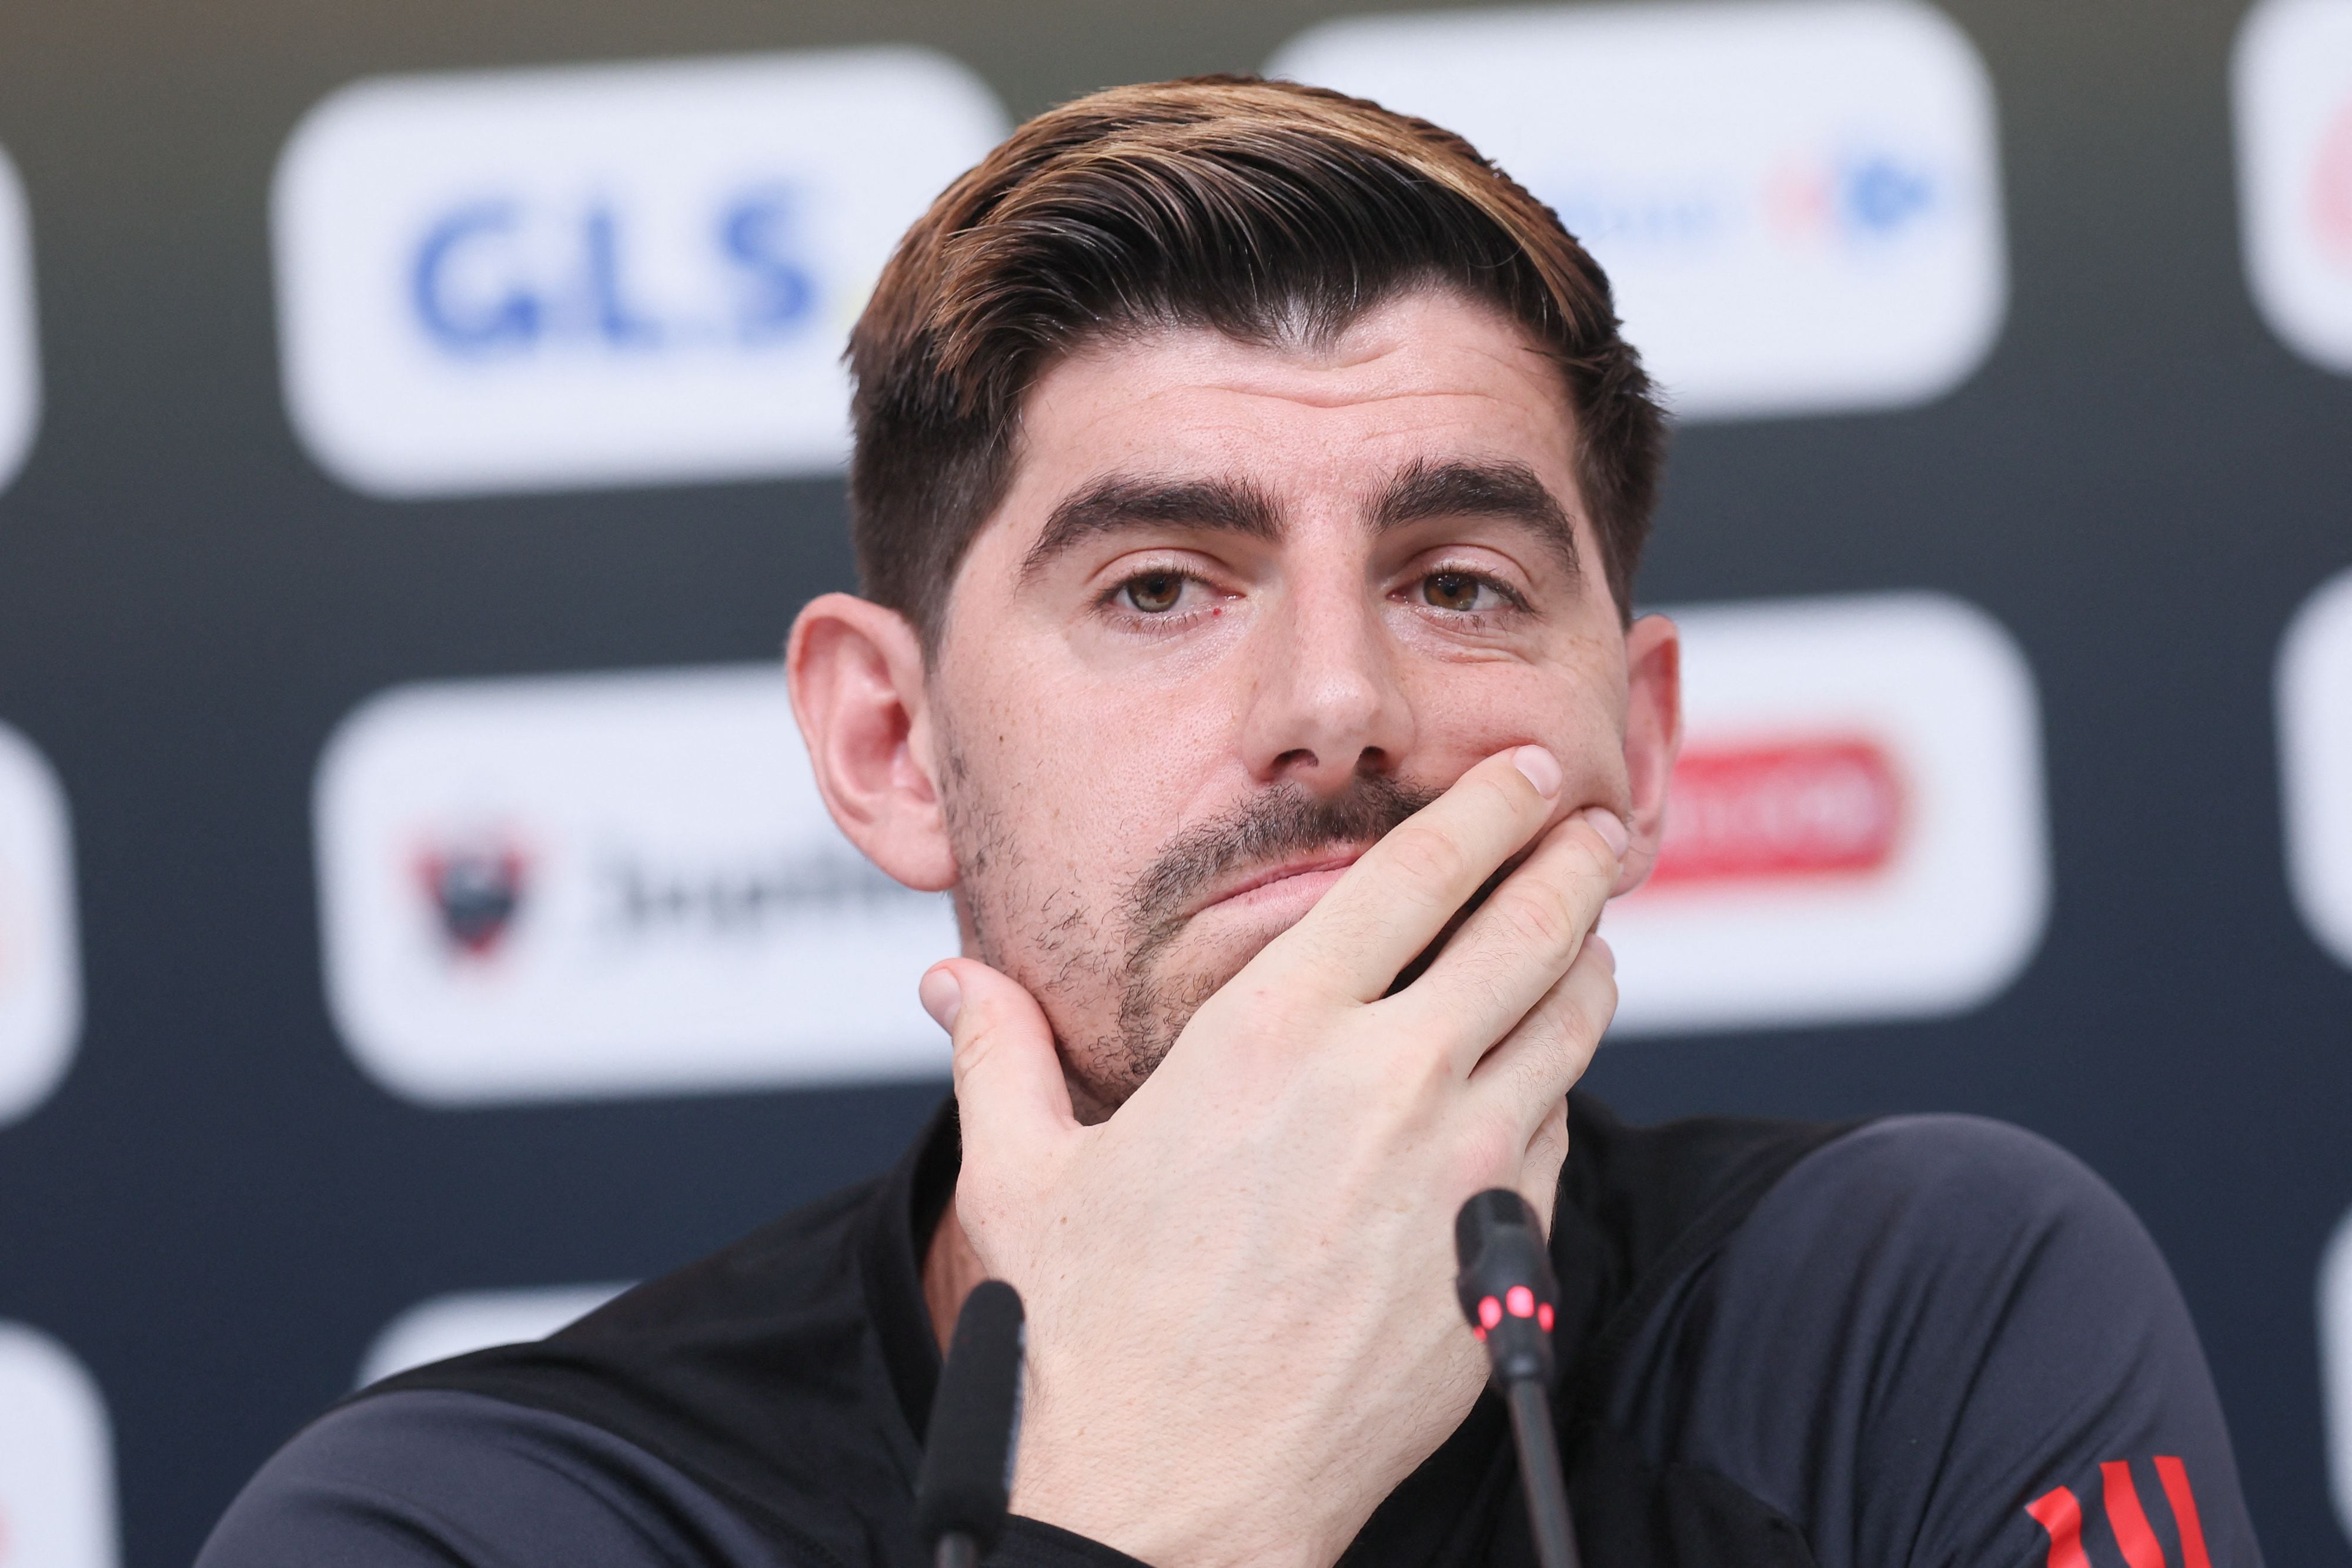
[1122,572,1185,614]
[1422,571,1485,613]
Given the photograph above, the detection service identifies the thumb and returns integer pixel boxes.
[923,958,1075,1159]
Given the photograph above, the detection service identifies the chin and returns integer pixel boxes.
[1148,911,1304,1000]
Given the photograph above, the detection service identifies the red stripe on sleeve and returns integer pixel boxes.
[2154,1456,2214,1568]
[2102,1460,2170,1568]
[2025,1486,2093,1568]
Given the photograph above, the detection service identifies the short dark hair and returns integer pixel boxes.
[846,75,1665,646]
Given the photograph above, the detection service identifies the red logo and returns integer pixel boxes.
[1645,737,1905,888]
[2026,1456,2211,1568]
[414,837,530,959]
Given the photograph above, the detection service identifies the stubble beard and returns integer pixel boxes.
[938,730,1434,1121]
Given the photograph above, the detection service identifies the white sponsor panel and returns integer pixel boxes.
[0,1323,118,1568]
[274,49,1007,497]
[2280,568,2352,966]
[0,723,78,1125]
[1607,593,2047,1034]
[316,665,958,1104]
[2326,1203,2352,1543]
[1267,0,2007,421]
[2234,0,2352,374]
[359,1282,630,1387]
[0,148,39,495]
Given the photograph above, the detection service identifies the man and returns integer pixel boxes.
[202,77,2261,1567]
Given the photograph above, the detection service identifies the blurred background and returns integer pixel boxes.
[0,0,2349,1562]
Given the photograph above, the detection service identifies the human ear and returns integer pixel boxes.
[1612,614,1682,896]
[785,593,958,894]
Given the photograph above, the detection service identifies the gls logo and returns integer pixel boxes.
[273,49,1007,498]
[315,666,958,1105]
[0,1323,117,1568]
[1267,0,2008,422]
[1605,594,2049,1036]
[406,188,817,360]
[2234,0,2352,374]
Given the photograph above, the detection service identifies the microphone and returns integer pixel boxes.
[1456,1190,1582,1568]
[916,1279,1027,1568]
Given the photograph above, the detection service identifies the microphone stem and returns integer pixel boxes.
[934,1532,980,1568]
[1504,1378,1582,1568]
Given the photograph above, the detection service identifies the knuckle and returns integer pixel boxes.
[954,1010,1017,1073]
[1459,1108,1524,1187]
[1525,1111,1571,1168]
[1560,825,1616,885]
[1442,953,1519,1034]
[1497,1051,1549,1111]
[1522,1128,1572,1199]
[1515,1024,1576,1099]
[1493,885,1575,956]
[1473,770,1534,818]
[1382,827,1471,897]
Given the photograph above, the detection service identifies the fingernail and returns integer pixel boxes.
[1579,807,1630,860]
[1584,934,1616,975]
[919,968,963,1033]
[1512,745,1562,798]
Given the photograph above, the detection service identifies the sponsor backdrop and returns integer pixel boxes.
[0,0,2350,1561]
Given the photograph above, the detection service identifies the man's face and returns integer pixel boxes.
[927,289,1662,1120]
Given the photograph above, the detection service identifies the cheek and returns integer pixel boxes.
[1406,663,1628,796]
[957,661,1240,864]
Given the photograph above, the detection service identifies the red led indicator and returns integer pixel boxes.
[1479,1296,1503,1330]
[1505,1285,1535,1319]
[1536,1303,1555,1332]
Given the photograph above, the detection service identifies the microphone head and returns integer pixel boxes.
[1454,1189,1559,1386]
[1455,1188,1537,1270]
[916,1279,1027,1552]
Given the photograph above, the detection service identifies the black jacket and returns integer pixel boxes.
[199,1095,2263,1567]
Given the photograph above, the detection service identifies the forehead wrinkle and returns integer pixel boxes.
[1018,471,1285,584]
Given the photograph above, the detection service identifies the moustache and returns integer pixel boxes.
[1124,773,1441,955]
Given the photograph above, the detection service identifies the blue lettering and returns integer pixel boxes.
[410,202,540,353]
[720,189,817,340]
[1550,182,1725,252]
[1840,158,1935,236]
[582,205,663,348]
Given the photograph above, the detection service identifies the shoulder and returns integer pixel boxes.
[1770,1110,2126,1219]
[1613,1115,2264,1568]
[1718,1112,2210,1387]
[196,1389,797,1568]
[1740,1112,2154,1289]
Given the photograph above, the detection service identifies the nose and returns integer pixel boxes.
[1237,574,1414,795]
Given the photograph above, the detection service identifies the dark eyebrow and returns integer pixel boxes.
[1372,457,1582,581]
[1020,474,1283,583]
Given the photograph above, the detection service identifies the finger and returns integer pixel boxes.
[1464,934,1616,1138]
[1257,745,1564,1002]
[928,958,1077,1165]
[1517,1097,1571,1235]
[1398,807,1624,1062]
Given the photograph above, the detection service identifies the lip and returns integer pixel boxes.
[1192,848,1369,918]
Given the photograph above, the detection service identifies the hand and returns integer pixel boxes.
[925,748,1623,1568]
